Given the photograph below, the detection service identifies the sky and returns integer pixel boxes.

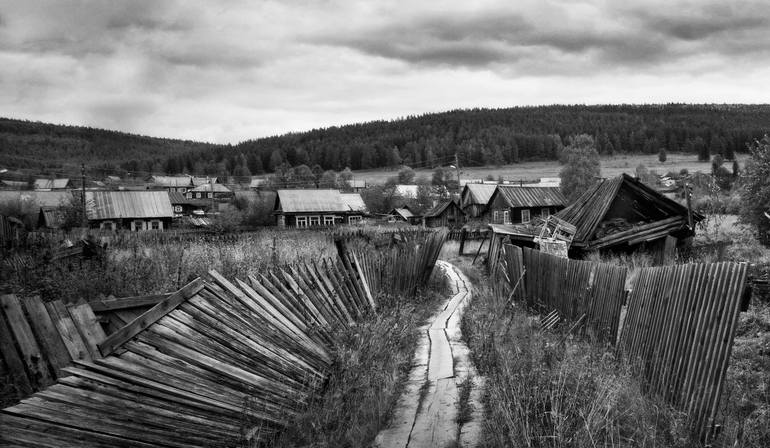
[1,0,769,144]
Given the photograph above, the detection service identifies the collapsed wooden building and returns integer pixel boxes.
[554,173,703,256]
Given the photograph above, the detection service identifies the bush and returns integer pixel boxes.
[739,136,770,244]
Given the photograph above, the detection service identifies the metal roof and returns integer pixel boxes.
[391,207,415,219]
[33,178,70,189]
[276,189,349,213]
[340,193,367,212]
[86,191,173,220]
[424,200,462,218]
[150,176,218,187]
[461,184,497,206]
[555,173,701,244]
[493,186,567,208]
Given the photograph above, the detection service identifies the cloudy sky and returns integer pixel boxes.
[1,1,769,143]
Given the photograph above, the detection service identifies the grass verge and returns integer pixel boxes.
[461,274,694,447]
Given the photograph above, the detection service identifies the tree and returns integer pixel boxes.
[338,167,354,189]
[559,134,601,202]
[398,166,416,184]
[739,136,770,244]
[318,170,338,188]
[658,148,667,163]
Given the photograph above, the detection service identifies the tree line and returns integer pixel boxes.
[2,104,769,178]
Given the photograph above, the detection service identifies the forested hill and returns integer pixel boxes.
[3,104,770,178]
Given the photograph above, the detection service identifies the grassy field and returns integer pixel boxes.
[353,152,751,185]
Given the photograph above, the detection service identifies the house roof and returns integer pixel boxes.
[424,200,462,218]
[461,184,497,206]
[39,206,65,228]
[391,207,415,219]
[555,173,702,245]
[340,193,367,213]
[150,176,218,187]
[249,178,268,188]
[190,183,232,193]
[1,180,28,188]
[275,189,349,213]
[493,186,567,208]
[34,178,70,189]
[86,191,173,220]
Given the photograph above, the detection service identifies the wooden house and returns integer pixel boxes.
[85,191,173,231]
[0,190,75,228]
[274,189,367,228]
[460,184,497,218]
[486,186,567,225]
[186,183,234,201]
[554,173,703,255]
[148,176,218,194]
[423,200,465,228]
[168,192,212,216]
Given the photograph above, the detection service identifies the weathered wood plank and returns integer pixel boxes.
[98,277,204,356]
[44,300,91,363]
[67,302,108,360]
[22,296,72,377]
[89,294,171,312]
[0,294,54,388]
[0,306,33,396]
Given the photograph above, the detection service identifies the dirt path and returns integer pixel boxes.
[374,260,484,448]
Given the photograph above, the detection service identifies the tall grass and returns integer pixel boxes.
[2,229,335,302]
[263,277,447,448]
[462,279,692,447]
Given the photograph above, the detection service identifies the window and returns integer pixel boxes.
[207,192,213,199]
[100,221,114,231]
[150,220,161,230]
[521,209,531,224]
[503,210,510,224]
[296,216,308,228]
[493,210,500,223]
[174,205,183,213]
[196,193,202,199]
[132,220,145,231]
[348,215,362,225]
[324,215,335,226]
[309,216,321,227]
[541,208,550,218]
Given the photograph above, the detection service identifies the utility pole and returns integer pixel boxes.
[454,153,460,191]
[81,163,87,227]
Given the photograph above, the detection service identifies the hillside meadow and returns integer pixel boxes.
[353,152,751,185]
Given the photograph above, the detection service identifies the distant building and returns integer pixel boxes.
[273,189,367,228]
[459,184,497,218]
[0,190,74,228]
[85,191,173,231]
[148,175,218,194]
[387,206,420,225]
[186,183,234,201]
[34,178,71,190]
[168,192,211,216]
[486,186,567,225]
[423,200,466,228]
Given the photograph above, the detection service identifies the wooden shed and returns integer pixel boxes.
[460,184,497,218]
[486,186,567,225]
[554,173,703,255]
[423,200,466,228]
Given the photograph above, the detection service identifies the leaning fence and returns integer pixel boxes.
[496,242,750,442]
[0,229,448,447]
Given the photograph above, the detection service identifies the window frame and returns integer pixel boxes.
[323,215,335,226]
[541,208,550,219]
[150,220,161,230]
[295,216,308,228]
[503,210,510,224]
[521,209,531,224]
[348,215,362,225]
[309,215,321,227]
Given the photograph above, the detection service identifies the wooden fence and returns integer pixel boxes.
[1,230,447,446]
[343,230,447,299]
[0,295,106,398]
[499,246,627,343]
[618,262,749,441]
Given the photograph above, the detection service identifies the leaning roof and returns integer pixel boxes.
[494,186,567,208]
[555,173,700,243]
[86,191,174,220]
[276,189,349,213]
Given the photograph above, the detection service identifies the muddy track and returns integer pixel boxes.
[374,260,484,448]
